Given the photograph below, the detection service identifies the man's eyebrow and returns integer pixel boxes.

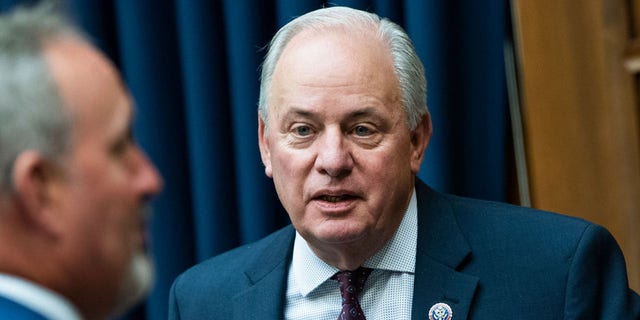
[345,107,383,120]
[283,105,382,117]
[278,106,388,127]
[115,104,135,143]
[280,107,320,123]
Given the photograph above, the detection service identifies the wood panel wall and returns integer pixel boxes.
[511,0,640,291]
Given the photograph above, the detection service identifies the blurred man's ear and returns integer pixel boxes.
[257,116,273,178]
[11,151,65,236]
[410,112,432,175]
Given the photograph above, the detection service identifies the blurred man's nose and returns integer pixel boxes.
[133,147,163,197]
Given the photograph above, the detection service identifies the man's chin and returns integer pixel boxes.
[310,222,370,244]
[110,252,154,317]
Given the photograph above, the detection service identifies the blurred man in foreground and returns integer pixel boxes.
[0,2,162,319]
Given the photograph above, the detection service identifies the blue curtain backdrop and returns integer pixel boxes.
[0,0,508,319]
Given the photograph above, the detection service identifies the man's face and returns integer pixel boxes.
[44,38,162,317]
[259,28,430,257]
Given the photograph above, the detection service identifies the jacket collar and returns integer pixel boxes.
[231,226,295,320]
[412,180,478,320]
[231,180,479,320]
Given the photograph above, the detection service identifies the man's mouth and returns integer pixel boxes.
[318,195,357,202]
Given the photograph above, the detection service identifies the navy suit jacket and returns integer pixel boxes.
[0,295,47,320]
[169,179,640,319]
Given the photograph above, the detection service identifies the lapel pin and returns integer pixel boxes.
[428,302,453,320]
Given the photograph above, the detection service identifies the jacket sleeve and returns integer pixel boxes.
[563,224,640,319]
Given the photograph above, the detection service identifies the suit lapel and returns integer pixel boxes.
[231,226,295,320]
[228,182,479,319]
[412,181,479,320]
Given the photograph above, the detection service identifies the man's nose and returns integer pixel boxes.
[314,128,353,178]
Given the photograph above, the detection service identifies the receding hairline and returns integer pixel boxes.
[260,9,392,116]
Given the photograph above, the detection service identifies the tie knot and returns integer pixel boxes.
[332,267,372,300]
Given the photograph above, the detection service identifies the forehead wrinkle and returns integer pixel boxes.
[277,105,389,126]
[296,77,364,89]
[347,107,383,119]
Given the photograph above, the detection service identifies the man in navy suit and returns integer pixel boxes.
[0,2,162,319]
[169,6,640,319]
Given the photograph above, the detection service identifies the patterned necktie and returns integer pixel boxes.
[332,267,372,320]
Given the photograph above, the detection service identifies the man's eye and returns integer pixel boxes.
[111,129,135,156]
[110,140,130,156]
[353,125,372,136]
[293,125,313,136]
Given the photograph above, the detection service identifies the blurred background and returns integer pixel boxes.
[0,0,637,319]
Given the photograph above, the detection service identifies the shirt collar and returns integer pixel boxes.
[291,188,418,296]
[0,273,83,320]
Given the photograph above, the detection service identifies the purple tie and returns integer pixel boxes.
[332,267,372,320]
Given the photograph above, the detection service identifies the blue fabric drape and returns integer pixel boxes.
[411,1,507,200]
[0,1,508,319]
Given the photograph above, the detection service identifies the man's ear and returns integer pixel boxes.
[410,112,433,175]
[258,116,273,178]
[11,151,64,234]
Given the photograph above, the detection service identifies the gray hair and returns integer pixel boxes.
[0,2,81,190]
[258,6,428,130]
